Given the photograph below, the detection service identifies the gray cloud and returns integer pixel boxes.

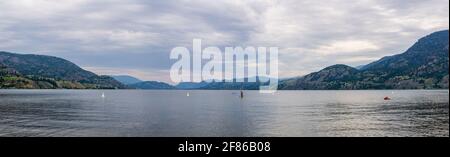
[0,0,448,82]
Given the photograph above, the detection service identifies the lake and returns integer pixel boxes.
[0,90,448,137]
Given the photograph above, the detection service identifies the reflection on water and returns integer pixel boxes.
[0,90,448,137]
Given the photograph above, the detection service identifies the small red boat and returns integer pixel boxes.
[384,96,391,100]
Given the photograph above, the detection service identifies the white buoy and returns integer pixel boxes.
[101,92,105,98]
[187,92,190,97]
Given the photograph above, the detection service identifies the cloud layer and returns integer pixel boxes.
[0,0,448,82]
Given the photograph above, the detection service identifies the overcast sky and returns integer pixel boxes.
[0,0,448,83]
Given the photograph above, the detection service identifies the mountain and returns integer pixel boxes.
[0,51,124,89]
[0,63,37,88]
[128,81,175,89]
[361,30,449,71]
[280,30,449,90]
[111,75,143,85]
[199,81,265,90]
[198,77,271,90]
[175,81,209,89]
[279,64,362,90]
[354,64,366,70]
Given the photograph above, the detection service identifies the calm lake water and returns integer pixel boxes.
[0,90,448,137]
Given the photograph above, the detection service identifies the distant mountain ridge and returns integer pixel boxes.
[111,75,143,85]
[175,81,209,89]
[0,51,124,89]
[128,81,175,89]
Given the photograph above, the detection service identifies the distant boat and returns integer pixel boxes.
[384,96,391,100]
[187,92,190,97]
[101,92,105,98]
[240,90,244,99]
